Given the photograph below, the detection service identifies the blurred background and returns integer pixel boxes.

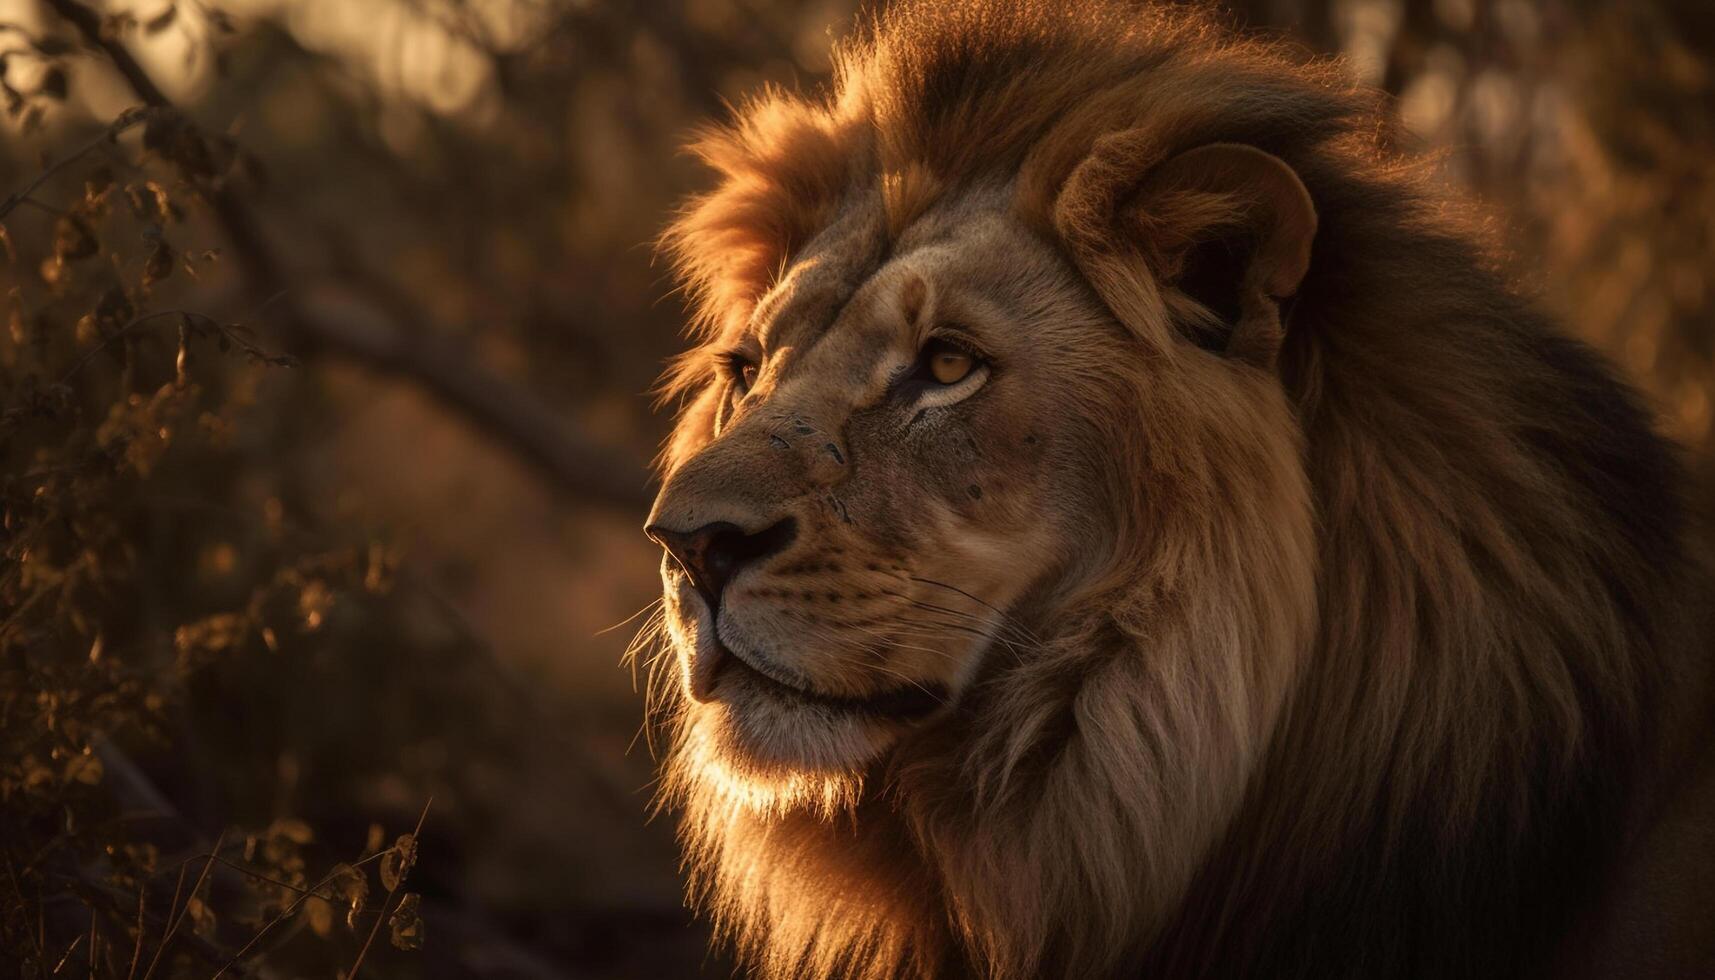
[1,0,1710,976]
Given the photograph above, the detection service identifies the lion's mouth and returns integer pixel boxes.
[710,638,949,720]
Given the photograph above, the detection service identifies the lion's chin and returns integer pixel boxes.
[702,664,901,764]
[675,658,940,815]
[676,703,877,817]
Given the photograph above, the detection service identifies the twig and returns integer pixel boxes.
[5,852,49,968]
[211,847,391,979]
[205,855,327,899]
[139,828,224,980]
[89,734,385,980]
[344,798,431,980]
[52,309,292,389]
[71,867,254,978]
[54,310,185,386]
[15,196,70,217]
[0,107,154,222]
[49,931,84,974]
[124,888,144,980]
[138,863,185,980]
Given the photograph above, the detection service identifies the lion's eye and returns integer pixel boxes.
[929,346,974,385]
[920,338,980,386]
[896,335,989,411]
[729,353,760,395]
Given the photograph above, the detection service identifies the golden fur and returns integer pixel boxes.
[641,2,1713,978]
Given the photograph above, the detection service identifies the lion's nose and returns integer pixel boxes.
[645,517,797,611]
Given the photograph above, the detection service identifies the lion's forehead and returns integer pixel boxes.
[754,205,1056,394]
[754,198,892,350]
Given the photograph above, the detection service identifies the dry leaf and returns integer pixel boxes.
[379,834,417,892]
[388,893,424,951]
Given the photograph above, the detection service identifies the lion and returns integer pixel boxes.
[638,2,1715,977]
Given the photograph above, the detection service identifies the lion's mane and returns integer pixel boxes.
[653,3,1707,978]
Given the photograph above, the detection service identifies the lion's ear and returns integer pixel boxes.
[1058,138,1317,368]
[1132,144,1316,365]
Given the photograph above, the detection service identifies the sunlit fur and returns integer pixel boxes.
[645,2,1709,978]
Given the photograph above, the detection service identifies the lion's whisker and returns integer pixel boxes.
[891,616,1031,666]
[600,596,665,637]
[884,592,1039,651]
[906,576,1043,644]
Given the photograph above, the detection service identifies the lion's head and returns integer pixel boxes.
[648,168,1314,782]
[639,3,1697,979]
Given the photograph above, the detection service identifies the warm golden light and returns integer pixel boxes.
[676,713,864,821]
[1,0,1710,976]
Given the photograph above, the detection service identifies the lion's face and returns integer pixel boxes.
[648,200,1126,782]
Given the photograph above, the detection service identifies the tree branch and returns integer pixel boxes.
[43,0,654,512]
[39,0,168,105]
